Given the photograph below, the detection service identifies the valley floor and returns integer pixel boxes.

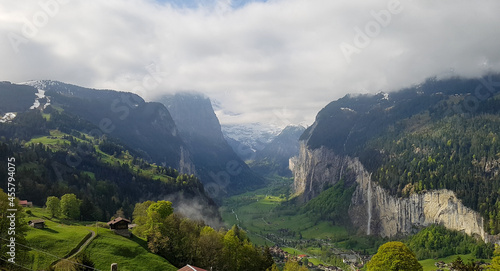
[220,177,493,271]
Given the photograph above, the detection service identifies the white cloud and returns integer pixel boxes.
[1,0,500,128]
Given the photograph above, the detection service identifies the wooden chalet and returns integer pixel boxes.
[107,217,132,237]
[177,265,207,271]
[19,200,33,207]
[28,219,45,229]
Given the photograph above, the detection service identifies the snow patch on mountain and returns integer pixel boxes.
[375,91,389,101]
[221,123,281,152]
[0,113,17,123]
[341,107,355,113]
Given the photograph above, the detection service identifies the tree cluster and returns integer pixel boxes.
[45,194,82,220]
[302,179,355,225]
[366,241,422,271]
[406,224,493,260]
[133,200,274,271]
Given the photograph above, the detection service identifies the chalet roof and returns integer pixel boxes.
[29,219,45,224]
[107,217,131,225]
[177,265,207,271]
[19,200,28,205]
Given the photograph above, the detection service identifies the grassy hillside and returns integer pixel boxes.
[85,229,177,271]
[23,207,177,271]
[24,208,93,270]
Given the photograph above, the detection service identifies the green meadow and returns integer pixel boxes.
[22,207,176,271]
[25,209,92,270]
[85,229,177,271]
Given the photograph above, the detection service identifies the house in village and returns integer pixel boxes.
[19,200,33,208]
[107,217,131,237]
[177,265,207,271]
[28,219,45,229]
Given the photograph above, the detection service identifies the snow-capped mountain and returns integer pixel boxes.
[221,123,282,161]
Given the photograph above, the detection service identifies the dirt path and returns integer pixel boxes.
[67,229,96,259]
[49,229,97,268]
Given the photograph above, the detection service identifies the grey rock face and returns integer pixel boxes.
[292,142,491,241]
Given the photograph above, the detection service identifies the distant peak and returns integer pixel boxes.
[282,124,306,132]
[164,91,208,100]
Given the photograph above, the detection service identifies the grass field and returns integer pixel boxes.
[221,186,350,247]
[85,229,177,271]
[25,212,91,270]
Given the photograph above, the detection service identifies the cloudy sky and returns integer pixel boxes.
[1,0,500,129]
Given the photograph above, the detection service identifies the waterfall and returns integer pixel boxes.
[367,178,372,235]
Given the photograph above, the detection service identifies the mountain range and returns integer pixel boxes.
[0,80,268,224]
[157,93,265,197]
[4,74,500,242]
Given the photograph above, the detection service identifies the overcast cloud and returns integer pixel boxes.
[1,0,499,128]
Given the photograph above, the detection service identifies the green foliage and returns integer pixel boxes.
[45,196,60,218]
[60,193,82,220]
[147,200,173,221]
[282,260,308,271]
[407,224,493,260]
[450,256,483,271]
[135,200,274,271]
[487,245,500,270]
[366,241,423,271]
[132,200,155,237]
[98,139,123,156]
[0,110,49,140]
[302,179,355,224]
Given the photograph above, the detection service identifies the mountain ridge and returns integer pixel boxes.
[158,92,265,196]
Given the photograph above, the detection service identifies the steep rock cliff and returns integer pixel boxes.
[292,142,491,241]
[290,142,348,202]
